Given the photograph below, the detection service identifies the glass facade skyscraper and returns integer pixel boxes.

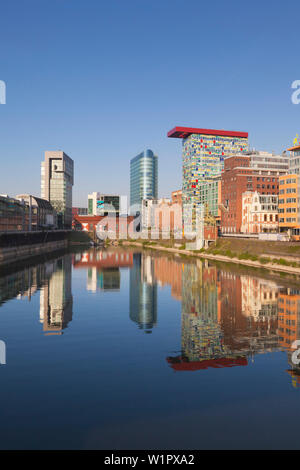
[130,149,158,213]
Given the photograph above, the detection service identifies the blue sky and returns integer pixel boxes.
[0,0,299,206]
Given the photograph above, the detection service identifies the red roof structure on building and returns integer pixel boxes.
[287,144,300,152]
[167,126,248,139]
[166,356,248,371]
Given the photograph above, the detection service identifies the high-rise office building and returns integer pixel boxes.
[130,149,158,214]
[41,151,74,228]
[168,127,249,232]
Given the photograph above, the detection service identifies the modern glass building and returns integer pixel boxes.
[130,149,158,214]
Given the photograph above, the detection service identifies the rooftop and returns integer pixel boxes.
[167,126,248,139]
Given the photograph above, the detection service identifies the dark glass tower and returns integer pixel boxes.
[130,149,158,214]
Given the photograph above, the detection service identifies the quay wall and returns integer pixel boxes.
[0,231,69,266]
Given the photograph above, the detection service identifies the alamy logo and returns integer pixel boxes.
[0,80,6,104]
[0,340,6,365]
[291,80,300,105]
[291,340,300,366]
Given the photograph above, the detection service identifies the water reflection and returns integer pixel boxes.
[1,248,300,383]
[129,253,157,332]
[0,253,73,335]
[39,255,73,335]
[73,249,133,292]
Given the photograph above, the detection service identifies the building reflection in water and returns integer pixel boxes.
[73,249,133,292]
[0,254,73,335]
[157,255,300,376]
[278,289,300,387]
[39,255,73,335]
[129,253,157,333]
[2,247,300,380]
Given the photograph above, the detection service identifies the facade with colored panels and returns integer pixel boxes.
[221,154,285,234]
[167,127,248,233]
[198,177,221,220]
[278,174,300,239]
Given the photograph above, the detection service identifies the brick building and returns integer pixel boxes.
[221,154,282,234]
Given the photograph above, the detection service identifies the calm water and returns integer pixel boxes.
[0,247,300,449]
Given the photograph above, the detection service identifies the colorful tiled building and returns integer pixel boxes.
[167,127,249,233]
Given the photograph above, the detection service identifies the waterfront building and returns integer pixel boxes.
[241,191,278,234]
[250,150,289,173]
[87,192,127,216]
[72,207,88,217]
[278,289,300,352]
[278,174,300,239]
[0,195,28,231]
[141,198,159,230]
[130,149,158,214]
[221,152,287,234]
[287,142,300,175]
[167,127,249,233]
[154,198,182,234]
[41,151,74,229]
[73,214,136,238]
[171,190,182,207]
[141,197,182,235]
[16,194,56,230]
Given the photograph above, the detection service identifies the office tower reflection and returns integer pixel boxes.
[39,254,73,335]
[129,253,157,332]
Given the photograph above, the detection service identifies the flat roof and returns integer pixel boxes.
[167,126,248,139]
